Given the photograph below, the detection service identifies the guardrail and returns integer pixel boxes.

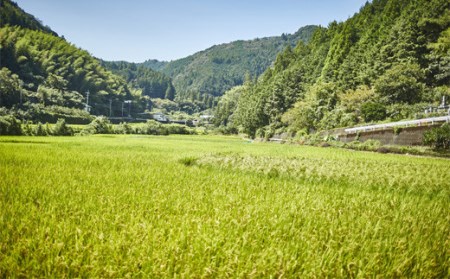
[344,116,450,133]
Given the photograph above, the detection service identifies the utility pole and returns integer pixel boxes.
[128,101,131,117]
[109,98,112,117]
[85,90,90,112]
[124,100,132,117]
[121,101,124,117]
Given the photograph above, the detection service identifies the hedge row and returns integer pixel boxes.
[0,115,194,136]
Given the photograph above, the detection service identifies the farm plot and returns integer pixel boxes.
[0,135,449,277]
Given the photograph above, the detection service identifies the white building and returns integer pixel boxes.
[152,112,169,122]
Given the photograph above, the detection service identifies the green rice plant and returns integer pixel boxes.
[0,135,448,277]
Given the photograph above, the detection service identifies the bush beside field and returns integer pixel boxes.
[1,115,448,158]
[0,115,196,136]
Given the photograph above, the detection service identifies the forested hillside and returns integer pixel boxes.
[0,0,56,35]
[141,59,169,72]
[145,26,317,102]
[219,0,449,137]
[0,0,156,122]
[101,61,175,100]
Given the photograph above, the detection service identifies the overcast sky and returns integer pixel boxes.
[14,0,369,62]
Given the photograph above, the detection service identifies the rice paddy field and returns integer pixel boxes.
[0,135,449,277]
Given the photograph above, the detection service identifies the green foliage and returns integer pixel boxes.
[137,120,167,135]
[374,63,425,104]
[338,86,378,112]
[233,83,268,138]
[361,102,387,122]
[52,118,73,136]
[164,84,175,101]
[15,104,93,124]
[0,67,23,108]
[114,122,134,134]
[423,123,450,149]
[0,115,22,135]
[84,116,112,134]
[281,100,316,134]
[165,124,192,135]
[33,122,48,136]
[213,86,243,127]
[151,98,179,114]
[141,59,168,71]
[385,102,430,121]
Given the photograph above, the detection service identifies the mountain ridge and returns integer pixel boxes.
[140,25,318,101]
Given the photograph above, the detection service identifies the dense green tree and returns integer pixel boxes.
[233,83,268,138]
[427,27,450,87]
[0,115,22,135]
[0,67,23,108]
[338,86,379,113]
[361,102,387,122]
[281,100,316,134]
[423,123,450,150]
[374,63,425,104]
[165,84,175,100]
[213,86,244,127]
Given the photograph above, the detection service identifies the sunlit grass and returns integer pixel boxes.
[0,135,448,277]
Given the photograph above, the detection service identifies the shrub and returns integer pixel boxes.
[114,122,133,134]
[0,115,22,135]
[345,139,381,151]
[215,125,238,135]
[53,118,73,136]
[255,128,265,139]
[84,116,112,134]
[361,102,387,122]
[362,139,382,150]
[22,121,33,136]
[166,124,191,135]
[142,120,167,135]
[423,123,450,150]
[393,126,403,135]
[34,122,48,136]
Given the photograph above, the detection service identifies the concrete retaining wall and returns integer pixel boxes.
[338,125,441,146]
